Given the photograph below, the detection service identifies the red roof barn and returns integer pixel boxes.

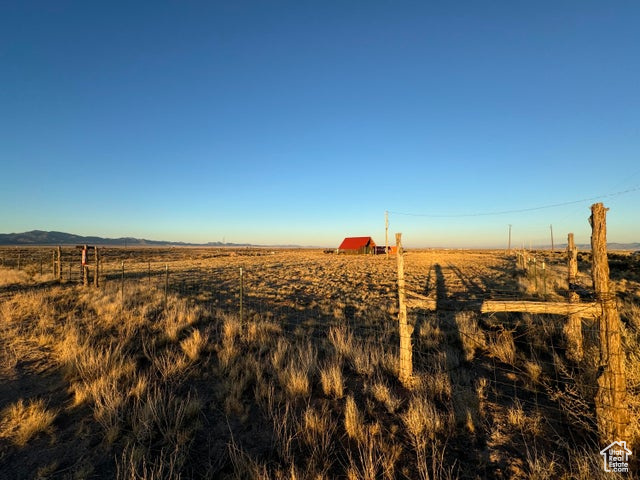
[338,236,376,254]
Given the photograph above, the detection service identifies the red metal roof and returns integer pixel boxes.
[338,237,376,250]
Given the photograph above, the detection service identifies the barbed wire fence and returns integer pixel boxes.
[0,204,637,461]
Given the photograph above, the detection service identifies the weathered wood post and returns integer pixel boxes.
[82,245,88,286]
[396,233,413,385]
[239,267,244,323]
[563,233,583,361]
[57,246,61,280]
[121,261,125,304]
[164,264,169,309]
[590,203,628,443]
[94,248,99,288]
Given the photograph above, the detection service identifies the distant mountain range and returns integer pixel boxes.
[0,230,637,250]
[0,230,256,247]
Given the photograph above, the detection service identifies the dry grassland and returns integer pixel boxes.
[0,247,639,479]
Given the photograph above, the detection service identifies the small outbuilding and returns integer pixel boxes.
[338,236,376,254]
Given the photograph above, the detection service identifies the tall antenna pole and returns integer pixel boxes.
[550,224,554,252]
[385,210,389,259]
[508,224,512,253]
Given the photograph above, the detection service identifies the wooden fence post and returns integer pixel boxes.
[57,246,61,280]
[396,233,413,385]
[590,203,628,443]
[121,261,125,304]
[81,245,87,285]
[563,233,583,361]
[239,267,244,323]
[164,264,169,309]
[94,248,99,288]
[52,250,56,277]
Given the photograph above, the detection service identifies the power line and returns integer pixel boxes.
[388,184,640,218]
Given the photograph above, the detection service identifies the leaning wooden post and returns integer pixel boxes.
[52,250,56,277]
[396,233,413,385]
[590,203,628,443]
[94,248,99,288]
[563,233,583,361]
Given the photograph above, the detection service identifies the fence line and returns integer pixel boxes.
[0,205,635,449]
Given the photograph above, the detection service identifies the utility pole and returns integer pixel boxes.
[385,211,389,259]
[508,224,512,253]
[550,224,554,252]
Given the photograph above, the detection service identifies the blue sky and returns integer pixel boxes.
[1,1,638,247]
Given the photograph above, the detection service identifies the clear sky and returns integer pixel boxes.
[1,1,639,248]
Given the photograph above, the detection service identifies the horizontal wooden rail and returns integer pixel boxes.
[480,300,599,316]
[406,296,437,310]
[406,295,599,317]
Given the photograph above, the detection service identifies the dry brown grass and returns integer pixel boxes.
[368,378,401,413]
[487,327,517,364]
[455,311,487,361]
[344,395,365,443]
[0,247,638,478]
[320,360,344,398]
[180,328,209,361]
[0,398,57,446]
[0,267,33,286]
